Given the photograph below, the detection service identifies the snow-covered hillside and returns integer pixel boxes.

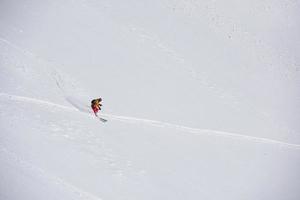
[1,0,300,199]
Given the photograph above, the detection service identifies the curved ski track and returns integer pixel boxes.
[1,92,299,150]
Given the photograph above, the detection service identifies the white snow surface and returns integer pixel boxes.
[0,0,300,199]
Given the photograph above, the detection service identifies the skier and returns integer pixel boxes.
[91,98,102,116]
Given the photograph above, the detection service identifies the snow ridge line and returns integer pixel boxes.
[0,92,77,111]
[102,114,300,150]
[1,92,300,150]
[0,146,102,200]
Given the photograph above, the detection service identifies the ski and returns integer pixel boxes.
[97,116,107,122]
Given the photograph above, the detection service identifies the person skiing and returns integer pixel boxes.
[91,98,102,116]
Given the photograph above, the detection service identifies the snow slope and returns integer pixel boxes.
[0,0,300,199]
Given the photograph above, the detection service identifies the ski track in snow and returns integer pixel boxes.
[1,92,300,150]
[101,114,300,150]
[0,146,103,200]
[0,93,77,112]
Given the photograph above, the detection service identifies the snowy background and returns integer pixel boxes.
[0,0,300,199]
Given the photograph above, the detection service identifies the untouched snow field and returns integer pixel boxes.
[1,0,300,199]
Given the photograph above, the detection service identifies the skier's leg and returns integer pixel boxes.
[92,106,99,116]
